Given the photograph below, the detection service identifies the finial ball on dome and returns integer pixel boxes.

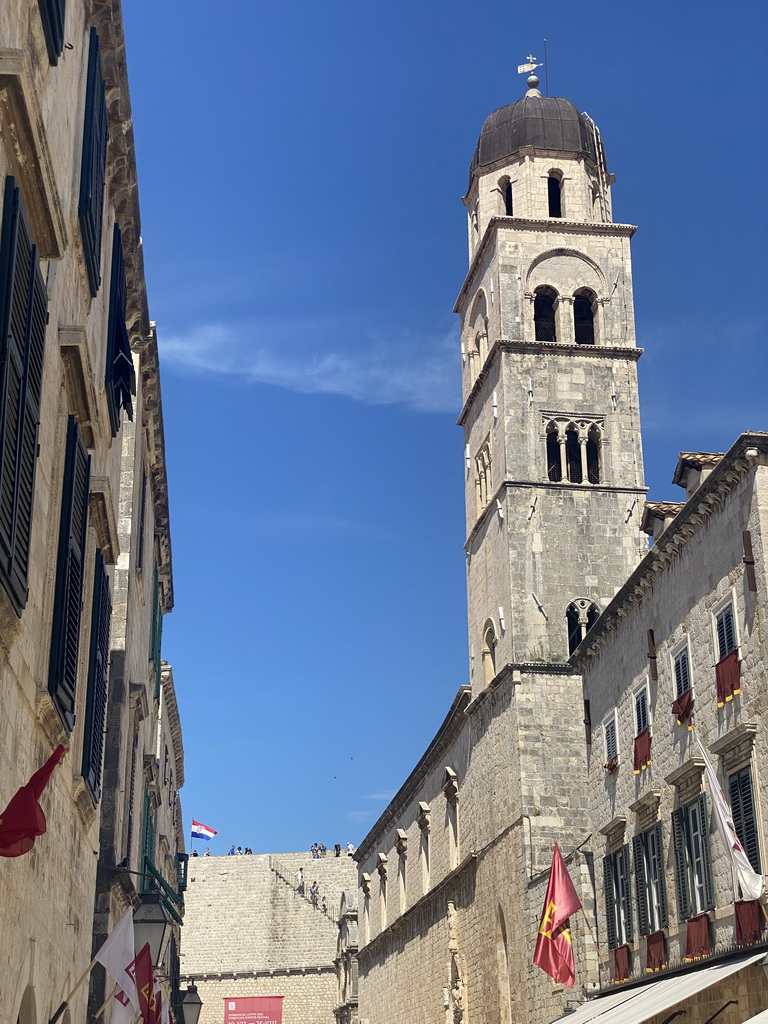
[527,74,539,88]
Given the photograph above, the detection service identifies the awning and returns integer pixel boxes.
[548,951,766,1024]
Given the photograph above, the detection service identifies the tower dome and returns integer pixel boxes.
[469,95,598,179]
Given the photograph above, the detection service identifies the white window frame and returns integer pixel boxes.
[604,712,618,763]
[685,800,707,916]
[671,639,693,699]
[633,680,651,737]
[712,591,740,663]
[610,846,632,946]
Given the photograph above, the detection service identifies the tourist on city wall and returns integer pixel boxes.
[321,896,327,914]
[296,867,304,894]
[229,845,236,855]
[192,850,199,857]
[334,843,341,857]
[311,843,319,859]
[204,848,211,856]
[236,846,243,855]
[346,841,355,855]
[310,881,319,906]
[319,843,327,856]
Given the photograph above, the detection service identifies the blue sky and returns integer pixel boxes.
[121,0,768,854]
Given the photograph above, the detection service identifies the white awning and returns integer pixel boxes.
[743,1010,768,1024]
[548,952,766,1024]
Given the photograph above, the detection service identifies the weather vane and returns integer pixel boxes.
[517,54,541,75]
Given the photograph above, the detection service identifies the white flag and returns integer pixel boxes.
[696,735,765,901]
[94,907,140,1013]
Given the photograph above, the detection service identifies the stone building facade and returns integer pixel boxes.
[354,76,768,1024]
[0,3,185,1024]
[181,852,357,1024]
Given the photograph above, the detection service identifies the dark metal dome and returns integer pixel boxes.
[470,96,598,177]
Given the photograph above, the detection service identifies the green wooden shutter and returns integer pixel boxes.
[697,792,715,911]
[151,562,163,701]
[633,833,649,936]
[141,786,155,890]
[671,808,691,921]
[654,821,669,928]
[603,855,617,949]
[621,843,634,943]
[716,605,736,659]
[38,0,66,65]
[730,767,761,874]
[105,224,134,435]
[48,416,90,730]
[81,548,111,801]
[674,649,691,697]
[78,29,108,296]
[0,177,47,615]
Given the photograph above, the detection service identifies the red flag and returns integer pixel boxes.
[131,944,157,1024]
[0,745,67,857]
[533,843,583,987]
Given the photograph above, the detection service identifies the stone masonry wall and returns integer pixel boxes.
[182,852,357,1024]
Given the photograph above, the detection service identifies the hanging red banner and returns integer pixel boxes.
[223,997,283,1024]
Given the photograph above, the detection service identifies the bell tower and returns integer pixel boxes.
[456,74,647,686]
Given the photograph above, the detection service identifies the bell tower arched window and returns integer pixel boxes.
[567,600,600,655]
[546,425,561,482]
[548,173,563,218]
[534,287,557,343]
[482,622,497,685]
[499,176,514,216]
[565,427,582,484]
[573,290,596,345]
[587,425,601,483]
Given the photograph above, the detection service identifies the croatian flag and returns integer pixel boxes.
[191,819,217,841]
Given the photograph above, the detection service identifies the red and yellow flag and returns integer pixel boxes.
[533,843,583,987]
[0,745,66,857]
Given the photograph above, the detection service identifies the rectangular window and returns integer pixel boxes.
[603,845,633,949]
[79,28,108,296]
[48,416,91,731]
[105,224,135,435]
[633,822,669,935]
[673,647,691,698]
[151,562,163,701]
[634,686,649,735]
[671,793,715,920]
[81,548,112,802]
[137,464,147,570]
[0,177,48,615]
[729,766,761,875]
[38,0,66,65]
[716,603,737,661]
[140,785,155,891]
[474,438,492,515]
[604,717,618,763]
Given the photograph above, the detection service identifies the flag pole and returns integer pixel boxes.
[48,957,98,1024]
[93,983,117,1020]
[579,906,609,974]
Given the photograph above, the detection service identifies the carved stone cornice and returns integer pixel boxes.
[395,830,408,857]
[59,326,102,449]
[35,693,69,748]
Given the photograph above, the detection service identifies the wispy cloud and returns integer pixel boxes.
[346,810,376,823]
[158,318,460,414]
[365,791,397,802]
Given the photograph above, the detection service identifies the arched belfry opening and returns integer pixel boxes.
[586,425,601,484]
[499,176,514,216]
[565,426,582,484]
[533,287,557,343]
[567,600,600,655]
[546,423,561,482]
[482,621,497,685]
[573,289,596,345]
[548,173,563,218]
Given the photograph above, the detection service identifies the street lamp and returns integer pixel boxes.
[180,984,203,1024]
[133,892,174,968]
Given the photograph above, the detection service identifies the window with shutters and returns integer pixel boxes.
[151,562,163,701]
[672,793,715,920]
[38,0,66,65]
[729,766,761,875]
[603,845,633,948]
[715,603,737,660]
[634,684,650,736]
[633,823,669,935]
[0,177,48,616]
[79,29,108,296]
[140,786,156,892]
[48,416,91,731]
[673,645,692,698]
[81,549,112,801]
[604,717,618,764]
[105,224,135,435]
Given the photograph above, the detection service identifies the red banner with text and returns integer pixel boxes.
[223,997,283,1024]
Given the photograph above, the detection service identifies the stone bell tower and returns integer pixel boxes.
[455,73,647,687]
